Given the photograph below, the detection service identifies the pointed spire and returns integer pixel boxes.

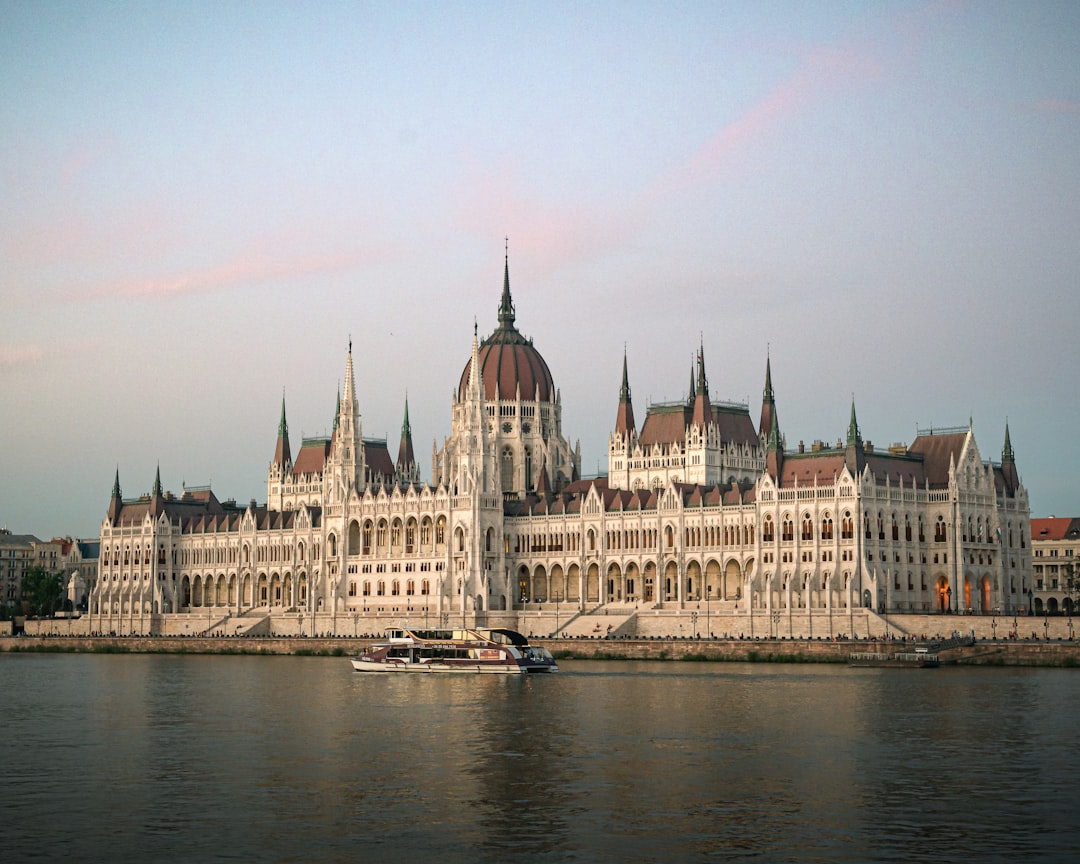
[149,464,165,518]
[846,398,862,447]
[759,351,778,439]
[108,468,123,523]
[397,396,415,477]
[696,336,708,395]
[691,341,712,428]
[467,322,484,403]
[844,397,865,476]
[497,238,516,331]
[274,392,292,467]
[615,348,636,437]
[333,386,341,432]
[999,419,1020,496]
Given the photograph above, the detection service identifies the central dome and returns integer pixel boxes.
[458,260,555,403]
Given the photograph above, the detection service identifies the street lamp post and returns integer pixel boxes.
[1044,616,1050,641]
[946,585,952,616]
[706,588,711,639]
[992,617,997,641]
[555,593,560,637]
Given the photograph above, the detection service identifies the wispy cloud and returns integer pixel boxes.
[0,343,46,368]
[87,243,396,301]
[650,46,883,202]
[1034,98,1080,115]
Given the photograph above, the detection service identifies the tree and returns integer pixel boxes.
[1064,562,1080,615]
[21,567,64,617]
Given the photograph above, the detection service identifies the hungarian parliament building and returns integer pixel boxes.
[88,259,1031,634]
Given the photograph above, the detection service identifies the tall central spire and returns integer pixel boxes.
[497,239,516,331]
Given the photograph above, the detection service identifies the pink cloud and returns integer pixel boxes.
[88,242,396,301]
[1034,98,1080,115]
[651,45,883,201]
[451,158,636,276]
[0,343,45,368]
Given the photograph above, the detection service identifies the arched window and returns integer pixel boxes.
[801,515,813,541]
[362,521,373,555]
[782,518,794,542]
[762,516,775,543]
[501,447,515,493]
[821,517,833,541]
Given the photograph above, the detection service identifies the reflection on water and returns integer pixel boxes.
[1,655,1078,863]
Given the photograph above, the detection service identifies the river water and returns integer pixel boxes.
[1,654,1077,863]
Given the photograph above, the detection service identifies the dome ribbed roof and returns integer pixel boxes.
[457,258,555,403]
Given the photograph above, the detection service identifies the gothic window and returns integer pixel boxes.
[363,522,373,555]
[935,517,947,543]
[821,517,834,541]
[801,515,813,541]
[782,517,794,543]
[501,447,514,492]
[406,519,416,554]
[905,517,912,542]
[391,519,402,553]
[436,517,446,549]
[891,516,899,542]
[376,520,388,551]
[762,516,775,543]
[524,447,533,491]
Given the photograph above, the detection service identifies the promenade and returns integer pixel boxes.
[3,633,1078,666]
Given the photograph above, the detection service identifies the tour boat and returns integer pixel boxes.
[350,626,558,674]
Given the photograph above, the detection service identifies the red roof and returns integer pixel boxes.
[1031,517,1080,541]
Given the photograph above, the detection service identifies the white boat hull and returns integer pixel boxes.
[350,657,526,674]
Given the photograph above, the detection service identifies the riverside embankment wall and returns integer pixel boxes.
[3,635,1078,666]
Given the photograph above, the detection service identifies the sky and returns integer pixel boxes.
[2,1,1079,540]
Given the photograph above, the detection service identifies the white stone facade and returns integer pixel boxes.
[87,262,1031,635]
